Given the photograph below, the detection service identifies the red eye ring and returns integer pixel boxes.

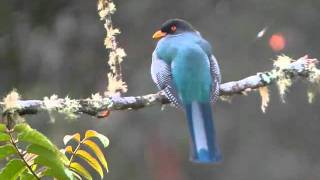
[171,25,177,32]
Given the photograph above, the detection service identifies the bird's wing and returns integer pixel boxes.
[209,54,221,103]
[209,54,221,84]
[196,37,221,83]
[196,37,222,103]
[151,51,183,108]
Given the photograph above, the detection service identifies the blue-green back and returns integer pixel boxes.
[156,32,212,103]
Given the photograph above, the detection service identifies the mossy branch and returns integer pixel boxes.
[0,55,318,118]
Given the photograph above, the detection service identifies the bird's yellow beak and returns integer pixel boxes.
[152,30,167,40]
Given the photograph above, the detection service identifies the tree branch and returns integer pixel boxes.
[0,55,318,117]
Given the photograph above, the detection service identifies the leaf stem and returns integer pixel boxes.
[68,139,85,167]
[8,130,40,180]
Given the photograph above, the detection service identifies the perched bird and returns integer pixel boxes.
[151,19,222,163]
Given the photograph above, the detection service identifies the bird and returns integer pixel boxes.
[151,19,222,163]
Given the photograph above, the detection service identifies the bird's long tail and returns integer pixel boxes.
[184,101,222,163]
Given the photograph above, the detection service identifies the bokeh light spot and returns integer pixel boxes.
[269,33,286,51]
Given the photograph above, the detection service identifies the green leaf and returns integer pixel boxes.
[14,124,56,152]
[70,162,92,180]
[0,159,26,180]
[63,133,81,145]
[83,140,108,172]
[14,123,69,164]
[85,130,109,148]
[42,165,74,180]
[0,144,16,161]
[19,170,37,180]
[0,124,6,132]
[0,132,10,142]
[31,164,37,172]
[27,144,72,180]
[75,150,103,178]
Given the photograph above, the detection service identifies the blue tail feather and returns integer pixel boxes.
[185,101,222,163]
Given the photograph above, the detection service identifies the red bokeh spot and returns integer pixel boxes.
[97,110,110,118]
[269,33,286,51]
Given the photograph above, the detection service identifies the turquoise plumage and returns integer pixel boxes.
[151,19,221,163]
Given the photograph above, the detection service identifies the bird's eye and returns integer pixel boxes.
[171,25,177,32]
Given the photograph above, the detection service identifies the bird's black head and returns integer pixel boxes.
[161,19,195,34]
[153,19,195,40]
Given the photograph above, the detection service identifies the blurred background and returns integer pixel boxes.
[1,0,320,179]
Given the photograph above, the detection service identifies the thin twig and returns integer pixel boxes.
[68,139,85,167]
[8,130,40,180]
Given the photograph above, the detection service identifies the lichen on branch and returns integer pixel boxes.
[97,0,127,96]
[0,55,318,118]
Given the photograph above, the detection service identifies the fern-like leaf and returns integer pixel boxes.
[75,150,104,178]
[0,132,10,142]
[27,144,73,179]
[70,162,93,180]
[83,140,108,172]
[0,159,26,180]
[0,144,16,160]
[64,130,110,179]
[64,133,81,145]
[85,130,109,148]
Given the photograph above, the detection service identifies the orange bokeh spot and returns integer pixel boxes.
[269,33,286,51]
[97,110,110,118]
